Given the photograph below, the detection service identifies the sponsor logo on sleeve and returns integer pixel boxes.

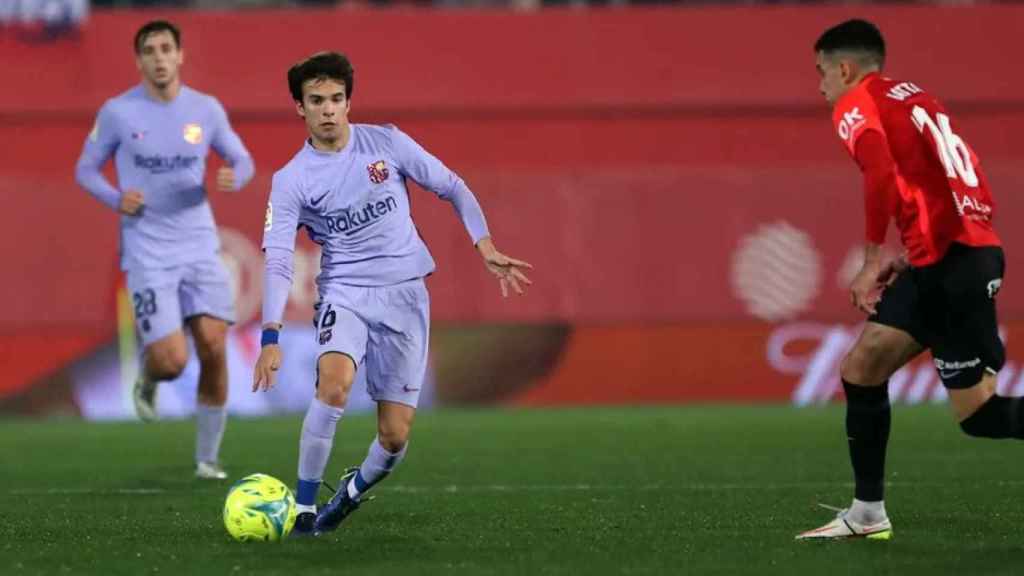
[837,107,867,143]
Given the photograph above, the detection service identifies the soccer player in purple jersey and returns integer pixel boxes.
[75,21,255,479]
[252,52,532,535]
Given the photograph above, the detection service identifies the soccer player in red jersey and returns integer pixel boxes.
[797,19,1018,540]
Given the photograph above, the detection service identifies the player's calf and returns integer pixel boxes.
[346,401,414,498]
[955,374,1024,439]
[315,435,409,534]
[134,335,188,422]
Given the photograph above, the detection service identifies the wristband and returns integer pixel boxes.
[261,329,280,347]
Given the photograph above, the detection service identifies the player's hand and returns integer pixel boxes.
[850,261,884,316]
[476,237,533,298]
[216,166,237,192]
[253,344,282,392]
[119,189,145,216]
[876,254,909,288]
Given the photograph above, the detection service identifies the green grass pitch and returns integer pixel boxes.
[1,406,1022,575]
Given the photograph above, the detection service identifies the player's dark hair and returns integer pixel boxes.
[814,19,886,68]
[288,52,355,103]
[134,20,181,55]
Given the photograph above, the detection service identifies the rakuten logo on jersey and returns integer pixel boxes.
[837,107,866,143]
[325,196,399,236]
[134,154,199,174]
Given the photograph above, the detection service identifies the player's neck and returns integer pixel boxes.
[143,78,182,103]
[834,69,880,106]
[310,123,351,153]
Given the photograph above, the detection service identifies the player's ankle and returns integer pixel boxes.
[850,499,887,523]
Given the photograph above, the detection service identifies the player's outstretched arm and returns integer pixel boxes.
[390,126,533,296]
[476,237,533,297]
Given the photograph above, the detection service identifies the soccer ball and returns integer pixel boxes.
[223,473,297,542]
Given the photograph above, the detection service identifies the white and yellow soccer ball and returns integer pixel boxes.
[223,473,297,542]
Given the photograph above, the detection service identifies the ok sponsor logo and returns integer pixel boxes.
[324,196,399,237]
[837,107,866,142]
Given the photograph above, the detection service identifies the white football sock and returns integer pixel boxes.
[850,499,887,524]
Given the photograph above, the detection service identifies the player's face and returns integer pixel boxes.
[815,51,849,106]
[136,31,183,90]
[297,78,351,145]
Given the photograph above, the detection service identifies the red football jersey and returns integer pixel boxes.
[832,73,1000,266]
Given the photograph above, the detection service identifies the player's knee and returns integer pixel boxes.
[316,358,355,407]
[378,426,409,453]
[318,359,355,388]
[841,340,887,385]
[195,330,227,364]
[149,346,188,380]
[317,384,349,408]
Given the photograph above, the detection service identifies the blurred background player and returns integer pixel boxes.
[251,52,532,535]
[797,19,1021,540]
[74,20,255,479]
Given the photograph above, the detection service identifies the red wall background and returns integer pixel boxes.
[2,6,1023,399]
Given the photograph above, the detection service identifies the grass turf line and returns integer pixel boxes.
[0,406,1021,575]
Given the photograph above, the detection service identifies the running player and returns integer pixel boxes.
[796,19,1024,539]
[252,52,532,535]
[75,20,254,479]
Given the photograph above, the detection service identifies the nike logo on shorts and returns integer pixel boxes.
[939,370,962,380]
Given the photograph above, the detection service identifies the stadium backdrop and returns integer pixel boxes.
[1,5,1023,416]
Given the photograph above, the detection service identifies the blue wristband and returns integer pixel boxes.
[261,329,280,347]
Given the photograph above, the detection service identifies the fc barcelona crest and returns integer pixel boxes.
[367,160,389,184]
[183,123,203,144]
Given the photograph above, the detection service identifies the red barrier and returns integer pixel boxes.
[2,6,1024,397]
[2,7,1023,115]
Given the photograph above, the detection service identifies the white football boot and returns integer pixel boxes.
[195,461,228,480]
[796,504,893,540]
[132,375,159,422]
